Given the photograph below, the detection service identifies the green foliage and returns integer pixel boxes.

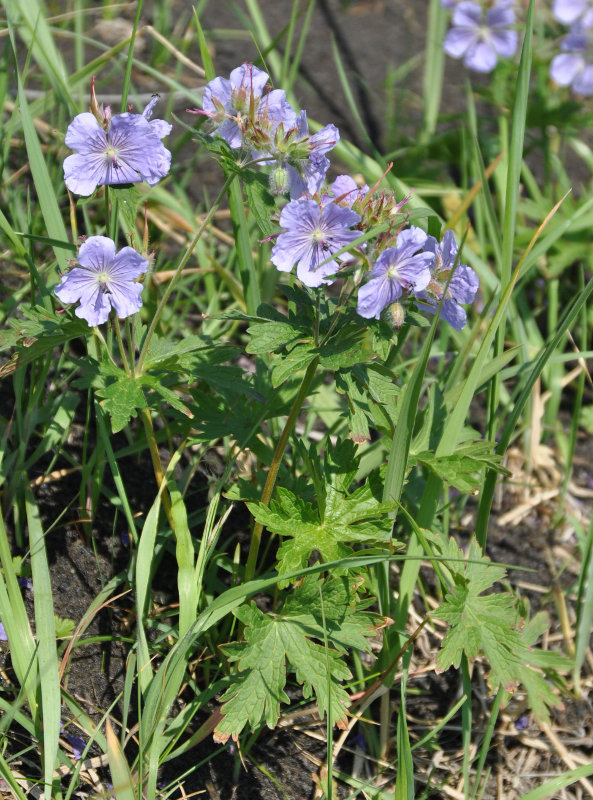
[431,534,570,721]
[0,306,89,375]
[214,575,386,741]
[248,441,397,582]
[413,439,510,493]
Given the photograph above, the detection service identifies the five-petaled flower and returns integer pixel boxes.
[271,197,361,287]
[356,227,434,320]
[415,230,479,330]
[63,97,172,196]
[54,236,147,326]
[443,1,518,73]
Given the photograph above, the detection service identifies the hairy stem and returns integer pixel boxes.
[244,357,319,583]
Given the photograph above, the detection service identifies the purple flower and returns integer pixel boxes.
[326,175,369,207]
[201,63,274,149]
[415,230,479,330]
[0,621,7,641]
[552,0,593,26]
[444,1,518,73]
[285,112,340,198]
[550,27,593,94]
[63,99,172,196]
[64,733,86,760]
[356,227,434,320]
[54,236,147,326]
[271,197,361,287]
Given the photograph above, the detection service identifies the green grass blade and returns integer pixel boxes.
[489,0,534,441]
[0,512,38,715]
[119,0,144,112]
[106,719,136,800]
[422,0,447,140]
[518,763,593,800]
[2,0,71,104]
[135,490,163,696]
[9,31,70,279]
[394,654,414,800]
[25,486,60,796]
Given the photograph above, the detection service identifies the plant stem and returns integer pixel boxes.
[113,316,131,375]
[244,357,319,583]
[136,171,237,374]
[139,407,174,529]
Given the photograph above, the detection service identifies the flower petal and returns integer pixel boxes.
[490,28,518,58]
[394,226,428,261]
[65,112,106,154]
[452,2,482,27]
[63,153,107,196]
[357,276,401,319]
[572,63,593,93]
[74,284,112,326]
[444,26,477,58]
[550,53,584,86]
[465,40,498,72]
[449,264,479,304]
[441,298,468,330]
[78,236,116,271]
[108,280,143,319]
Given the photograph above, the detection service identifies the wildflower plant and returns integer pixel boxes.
[2,1,593,798]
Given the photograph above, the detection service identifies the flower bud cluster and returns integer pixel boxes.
[196,62,479,330]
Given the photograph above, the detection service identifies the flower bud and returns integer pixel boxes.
[269,166,290,196]
[388,301,405,329]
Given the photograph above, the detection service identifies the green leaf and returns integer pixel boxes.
[318,325,374,370]
[246,320,305,355]
[414,439,510,494]
[248,444,396,582]
[432,535,568,721]
[271,342,317,388]
[54,615,75,639]
[97,376,147,433]
[215,576,384,740]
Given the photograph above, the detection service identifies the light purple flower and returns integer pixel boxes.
[552,0,593,26]
[444,1,518,73]
[0,621,6,641]
[63,99,172,196]
[550,27,593,94]
[415,230,479,330]
[286,112,340,198]
[356,227,434,320]
[54,236,147,326]
[201,63,273,148]
[326,175,369,207]
[271,197,361,287]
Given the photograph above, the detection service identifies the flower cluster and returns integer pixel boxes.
[550,2,593,95]
[443,0,518,73]
[195,63,479,329]
[194,63,339,198]
[56,83,169,326]
[55,69,479,333]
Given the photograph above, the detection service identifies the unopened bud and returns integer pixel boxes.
[388,302,405,329]
[269,166,290,196]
